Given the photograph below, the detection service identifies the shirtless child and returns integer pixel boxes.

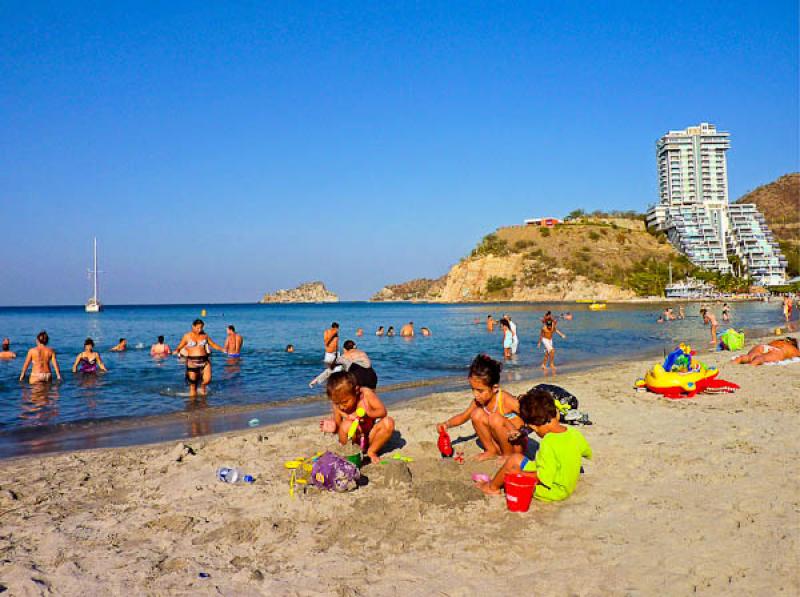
[19,331,62,384]
[538,314,566,371]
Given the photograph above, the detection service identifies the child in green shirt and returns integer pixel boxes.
[476,387,592,501]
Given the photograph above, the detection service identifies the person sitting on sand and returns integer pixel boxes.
[386,326,395,337]
[19,331,62,384]
[400,322,414,337]
[700,308,718,346]
[319,370,395,464]
[0,338,16,359]
[539,316,566,371]
[475,387,592,500]
[375,326,385,337]
[110,338,127,352]
[733,337,800,366]
[310,340,379,389]
[150,335,171,357]
[436,354,522,462]
[420,326,432,337]
[72,338,108,374]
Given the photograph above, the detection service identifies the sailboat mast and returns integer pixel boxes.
[93,237,98,302]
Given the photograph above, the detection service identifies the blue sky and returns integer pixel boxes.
[1,1,797,305]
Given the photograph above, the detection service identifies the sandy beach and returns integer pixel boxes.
[1,341,798,596]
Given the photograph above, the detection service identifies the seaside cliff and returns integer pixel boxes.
[259,281,338,303]
[373,217,683,302]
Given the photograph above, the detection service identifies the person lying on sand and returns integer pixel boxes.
[476,387,592,500]
[319,371,395,464]
[436,354,522,462]
[733,337,800,366]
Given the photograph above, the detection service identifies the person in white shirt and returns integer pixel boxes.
[504,314,519,354]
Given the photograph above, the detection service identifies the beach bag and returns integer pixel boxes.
[533,383,579,412]
[720,329,745,351]
[310,451,361,492]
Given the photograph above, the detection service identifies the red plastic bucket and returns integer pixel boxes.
[505,473,538,512]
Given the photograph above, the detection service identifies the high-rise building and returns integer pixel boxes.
[646,123,786,286]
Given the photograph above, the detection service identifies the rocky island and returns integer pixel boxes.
[259,281,338,303]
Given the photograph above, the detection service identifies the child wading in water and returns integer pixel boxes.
[476,387,592,501]
[436,354,523,462]
[320,371,395,464]
[538,313,566,372]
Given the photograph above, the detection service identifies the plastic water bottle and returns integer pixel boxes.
[216,467,255,484]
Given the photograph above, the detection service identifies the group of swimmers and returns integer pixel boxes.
[7,320,245,398]
[374,322,431,337]
[320,352,591,502]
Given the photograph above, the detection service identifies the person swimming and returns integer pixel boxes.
[72,338,108,374]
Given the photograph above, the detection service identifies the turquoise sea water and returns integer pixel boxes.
[0,301,789,457]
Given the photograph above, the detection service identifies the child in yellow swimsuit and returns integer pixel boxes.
[476,387,592,500]
[436,354,523,462]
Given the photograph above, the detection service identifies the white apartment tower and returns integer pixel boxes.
[647,123,786,286]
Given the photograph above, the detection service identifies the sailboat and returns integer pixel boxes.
[85,237,102,313]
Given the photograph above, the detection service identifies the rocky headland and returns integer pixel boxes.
[372,217,685,302]
[259,281,338,303]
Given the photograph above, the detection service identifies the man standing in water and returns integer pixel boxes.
[504,314,519,354]
[19,331,61,383]
[324,322,339,367]
[224,325,244,357]
[700,308,718,346]
[0,338,16,359]
[487,315,495,332]
[400,321,415,337]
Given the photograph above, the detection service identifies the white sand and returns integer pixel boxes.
[1,347,798,595]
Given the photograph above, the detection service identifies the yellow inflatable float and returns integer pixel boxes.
[636,363,719,396]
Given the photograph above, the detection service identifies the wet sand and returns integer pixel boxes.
[1,342,798,595]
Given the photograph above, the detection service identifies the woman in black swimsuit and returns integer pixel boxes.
[172,319,227,397]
